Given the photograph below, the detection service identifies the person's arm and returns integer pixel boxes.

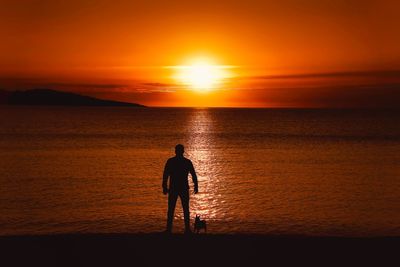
[162,160,169,194]
[189,161,198,194]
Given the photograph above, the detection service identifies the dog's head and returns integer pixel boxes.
[195,215,200,222]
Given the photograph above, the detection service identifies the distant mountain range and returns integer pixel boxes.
[0,89,145,107]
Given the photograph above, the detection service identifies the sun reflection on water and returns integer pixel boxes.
[183,109,220,221]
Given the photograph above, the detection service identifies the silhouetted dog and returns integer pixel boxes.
[194,215,207,233]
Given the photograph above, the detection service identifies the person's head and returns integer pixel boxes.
[175,144,184,157]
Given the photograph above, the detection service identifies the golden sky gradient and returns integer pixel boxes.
[1,0,400,107]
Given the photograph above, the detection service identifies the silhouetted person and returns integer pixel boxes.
[163,144,198,233]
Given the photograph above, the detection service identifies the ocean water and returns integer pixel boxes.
[0,106,399,236]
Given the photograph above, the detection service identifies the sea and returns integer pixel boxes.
[0,106,399,236]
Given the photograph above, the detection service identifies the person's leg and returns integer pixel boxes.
[180,190,191,233]
[166,192,178,232]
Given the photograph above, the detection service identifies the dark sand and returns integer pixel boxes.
[1,234,398,266]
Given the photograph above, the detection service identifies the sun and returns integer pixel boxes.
[173,59,230,92]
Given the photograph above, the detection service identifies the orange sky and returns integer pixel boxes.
[1,0,400,107]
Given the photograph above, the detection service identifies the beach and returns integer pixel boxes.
[1,233,399,266]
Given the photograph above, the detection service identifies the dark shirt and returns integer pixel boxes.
[163,156,198,192]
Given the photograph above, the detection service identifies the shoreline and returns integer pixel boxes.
[1,233,398,266]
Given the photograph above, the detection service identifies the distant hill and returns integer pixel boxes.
[0,89,145,107]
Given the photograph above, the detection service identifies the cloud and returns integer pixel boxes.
[240,83,400,108]
[253,70,400,80]
[0,77,182,93]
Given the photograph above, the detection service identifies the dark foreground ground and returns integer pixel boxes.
[0,234,399,266]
